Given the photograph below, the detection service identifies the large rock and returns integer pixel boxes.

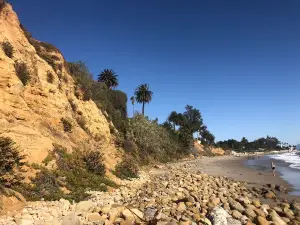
[255,216,270,225]
[270,211,287,225]
[264,191,276,199]
[209,207,242,225]
[62,213,81,225]
[177,202,186,212]
[232,210,243,220]
[228,198,245,213]
[75,201,95,213]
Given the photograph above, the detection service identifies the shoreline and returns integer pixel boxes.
[178,155,300,202]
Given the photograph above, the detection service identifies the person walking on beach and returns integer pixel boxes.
[271,161,276,176]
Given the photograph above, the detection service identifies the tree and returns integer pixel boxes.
[130,96,135,116]
[134,84,153,116]
[168,111,178,130]
[97,69,118,89]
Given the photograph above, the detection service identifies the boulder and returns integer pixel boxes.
[209,207,242,225]
[270,211,287,225]
[228,198,245,213]
[255,216,270,225]
[264,191,276,199]
[245,208,256,218]
[177,202,186,212]
[62,213,81,225]
[75,201,95,213]
[232,210,243,220]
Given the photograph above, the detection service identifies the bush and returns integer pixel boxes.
[126,114,182,163]
[2,40,13,58]
[46,71,54,83]
[17,144,117,202]
[68,99,77,112]
[14,61,31,85]
[83,151,106,176]
[0,137,25,187]
[114,157,139,180]
[68,61,128,134]
[61,117,73,132]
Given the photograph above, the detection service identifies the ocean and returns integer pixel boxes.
[245,151,300,196]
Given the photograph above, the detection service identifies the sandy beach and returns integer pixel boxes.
[178,155,300,202]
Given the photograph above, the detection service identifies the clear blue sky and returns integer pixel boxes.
[10,0,300,145]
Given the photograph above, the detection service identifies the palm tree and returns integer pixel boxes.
[130,96,135,116]
[134,84,153,116]
[97,69,118,89]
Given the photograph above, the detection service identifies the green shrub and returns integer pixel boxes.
[46,71,54,83]
[83,151,106,176]
[61,117,73,132]
[68,61,128,134]
[0,137,25,187]
[126,114,182,163]
[114,157,139,180]
[62,75,68,83]
[2,40,13,58]
[14,61,31,85]
[17,144,117,202]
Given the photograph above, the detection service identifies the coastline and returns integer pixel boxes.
[180,155,300,202]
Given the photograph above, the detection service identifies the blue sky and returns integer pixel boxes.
[10,0,300,144]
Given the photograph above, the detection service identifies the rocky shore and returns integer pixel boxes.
[1,162,300,225]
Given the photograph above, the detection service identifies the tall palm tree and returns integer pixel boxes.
[168,111,178,130]
[134,84,153,116]
[97,69,118,89]
[130,96,135,116]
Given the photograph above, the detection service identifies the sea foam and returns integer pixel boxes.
[270,151,300,170]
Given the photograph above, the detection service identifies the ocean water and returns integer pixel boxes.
[269,151,300,170]
[245,152,300,196]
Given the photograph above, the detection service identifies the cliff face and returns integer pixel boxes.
[0,4,121,168]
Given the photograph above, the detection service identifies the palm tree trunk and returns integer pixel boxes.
[142,102,145,116]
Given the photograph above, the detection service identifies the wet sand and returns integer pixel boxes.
[180,155,300,202]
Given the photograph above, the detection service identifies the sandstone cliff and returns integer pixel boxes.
[0,3,121,169]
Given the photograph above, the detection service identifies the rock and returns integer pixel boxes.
[15,219,35,225]
[177,202,186,212]
[210,198,221,207]
[209,207,242,225]
[122,209,134,220]
[62,213,81,225]
[75,201,95,212]
[131,208,144,219]
[264,191,276,199]
[228,198,245,213]
[245,208,256,218]
[270,211,287,225]
[281,217,290,223]
[275,185,285,192]
[252,199,261,208]
[144,206,158,221]
[87,212,103,222]
[120,220,134,225]
[254,208,266,217]
[232,210,243,220]
[255,216,270,225]
[199,217,212,225]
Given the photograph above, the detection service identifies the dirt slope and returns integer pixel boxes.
[0,3,122,169]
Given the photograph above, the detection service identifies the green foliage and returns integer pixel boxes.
[14,61,31,85]
[61,117,73,132]
[98,69,119,89]
[134,84,153,115]
[127,114,182,163]
[68,99,77,112]
[114,157,139,180]
[46,71,54,83]
[76,116,88,133]
[0,137,25,187]
[216,136,282,152]
[166,105,205,149]
[17,144,117,202]
[67,61,128,134]
[199,125,215,145]
[2,40,13,58]
[83,151,106,176]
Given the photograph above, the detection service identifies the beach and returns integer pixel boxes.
[180,155,300,202]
